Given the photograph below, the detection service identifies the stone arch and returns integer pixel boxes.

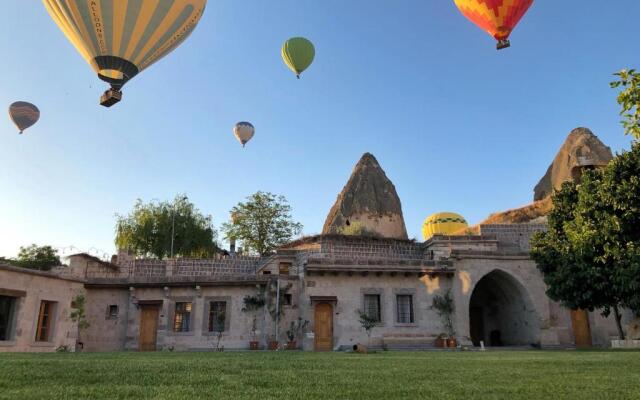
[469,269,540,347]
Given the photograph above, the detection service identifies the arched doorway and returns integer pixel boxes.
[469,270,540,347]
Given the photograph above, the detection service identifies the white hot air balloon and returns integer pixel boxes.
[233,122,255,147]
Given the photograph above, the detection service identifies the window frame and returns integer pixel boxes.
[360,288,385,326]
[0,295,18,342]
[393,288,417,326]
[173,302,193,333]
[106,304,119,320]
[167,297,196,336]
[202,296,231,336]
[363,294,382,323]
[278,262,292,275]
[35,300,57,342]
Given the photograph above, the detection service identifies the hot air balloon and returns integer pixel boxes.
[422,212,469,240]
[281,37,315,79]
[42,0,207,107]
[233,122,255,147]
[9,102,40,134]
[453,0,534,50]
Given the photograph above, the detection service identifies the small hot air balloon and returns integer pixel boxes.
[43,0,207,107]
[281,37,315,79]
[233,122,255,147]
[422,212,469,240]
[9,102,40,134]
[453,0,534,50]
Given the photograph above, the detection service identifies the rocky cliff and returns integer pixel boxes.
[533,127,613,201]
[323,153,408,240]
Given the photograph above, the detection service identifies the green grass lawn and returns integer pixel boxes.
[0,350,639,400]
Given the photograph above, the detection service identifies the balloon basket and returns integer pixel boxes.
[100,89,122,107]
[496,39,511,50]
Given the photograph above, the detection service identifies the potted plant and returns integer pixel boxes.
[432,290,456,348]
[268,335,279,350]
[69,293,90,352]
[435,333,449,348]
[286,318,309,350]
[242,291,266,350]
[356,309,379,353]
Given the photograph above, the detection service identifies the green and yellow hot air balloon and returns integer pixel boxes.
[281,37,315,79]
[422,212,468,240]
[43,0,207,107]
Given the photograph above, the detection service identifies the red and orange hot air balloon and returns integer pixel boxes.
[454,0,534,50]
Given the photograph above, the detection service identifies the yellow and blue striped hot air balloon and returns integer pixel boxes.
[43,0,207,107]
[422,212,469,240]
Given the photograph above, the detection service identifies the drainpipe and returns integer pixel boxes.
[275,278,280,344]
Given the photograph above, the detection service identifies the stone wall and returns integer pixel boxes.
[0,265,84,352]
[480,224,547,252]
[300,273,454,350]
[82,288,129,351]
[124,285,270,351]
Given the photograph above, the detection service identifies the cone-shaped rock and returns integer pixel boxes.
[323,153,408,239]
[533,128,613,201]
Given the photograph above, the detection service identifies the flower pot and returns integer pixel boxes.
[249,341,259,350]
[447,338,457,348]
[435,338,447,348]
[286,340,297,350]
[268,341,279,350]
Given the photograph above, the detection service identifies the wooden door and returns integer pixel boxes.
[571,309,592,348]
[314,303,333,351]
[139,305,159,352]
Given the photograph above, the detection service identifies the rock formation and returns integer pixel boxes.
[323,153,408,240]
[534,128,613,201]
[481,197,552,225]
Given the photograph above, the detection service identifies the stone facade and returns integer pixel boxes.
[1,225,628,352]
[0,264,84,352]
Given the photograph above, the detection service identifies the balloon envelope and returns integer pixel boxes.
[233,122,255,147]
[9,102,40,134]
[43,0,207,90]
[281,37,315,78]
[422,212,469,240]
[453,0,533,48]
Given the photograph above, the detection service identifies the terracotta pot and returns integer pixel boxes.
[249,341,259,350]
[286,341,297,350]
[435,338,447,348]
[447,338,457,348]
[268,341,279,350]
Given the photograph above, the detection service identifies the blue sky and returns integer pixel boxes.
[0,1,638,258]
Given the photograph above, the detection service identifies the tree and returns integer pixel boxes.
[222,192,303,256]
[13,244,62,271]
[611,69,640,139]
[531,147,640,340]
[532,69,640,340]
[357,309,378,347]
[115,195,219,259]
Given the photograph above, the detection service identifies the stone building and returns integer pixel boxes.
[0,129,630,352]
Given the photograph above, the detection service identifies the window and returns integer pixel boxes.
[396,295,414,324]
[262,271,272,275]
[173,302,192,332]
[0,296,17,341]
[279,262,291,275]
[364,294,381,323]
[283,294,292,306]
[208,301,226,332]
[35,301,56,342]
[107,305,119,319]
